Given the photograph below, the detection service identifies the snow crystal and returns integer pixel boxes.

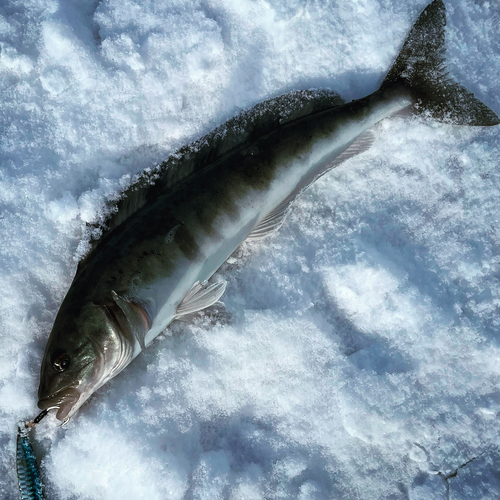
[1,0,499,499]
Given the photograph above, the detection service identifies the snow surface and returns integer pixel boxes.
[1,0,500,499]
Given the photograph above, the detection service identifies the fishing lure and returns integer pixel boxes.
[16,411,48,500]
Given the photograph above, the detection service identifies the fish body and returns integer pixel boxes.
[16,429,44,500]
[70,90,411,346]
[37,0,499,421]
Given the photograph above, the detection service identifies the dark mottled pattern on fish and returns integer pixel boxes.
[69,97,358,305]
[65,80,489,308]
[79,90,346,261]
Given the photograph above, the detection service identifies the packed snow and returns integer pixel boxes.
[1,0,500,498]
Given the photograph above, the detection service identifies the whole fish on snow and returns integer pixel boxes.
[37,0,499,422]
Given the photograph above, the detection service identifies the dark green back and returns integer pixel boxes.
[81,89,345,267]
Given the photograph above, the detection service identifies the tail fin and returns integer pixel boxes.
[381,0,499,126]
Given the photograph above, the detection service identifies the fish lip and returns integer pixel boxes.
[37,387,80,420]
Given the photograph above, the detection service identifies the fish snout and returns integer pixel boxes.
[37,387,80,420]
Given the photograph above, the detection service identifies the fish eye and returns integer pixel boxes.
[52,353,70,372]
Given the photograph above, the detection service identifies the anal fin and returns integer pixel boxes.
[328,130,376,169]
[175,280,227,319]
[246,131,375,242]
[247,193,295,241]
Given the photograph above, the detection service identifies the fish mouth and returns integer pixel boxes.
[37,387,80,420]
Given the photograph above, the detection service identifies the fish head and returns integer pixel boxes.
[38,300,134,421]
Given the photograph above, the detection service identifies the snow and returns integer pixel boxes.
[1,0,500,498]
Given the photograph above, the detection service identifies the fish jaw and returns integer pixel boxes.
[37,387,81,420]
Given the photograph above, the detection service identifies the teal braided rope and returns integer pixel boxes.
[16,429,44,500]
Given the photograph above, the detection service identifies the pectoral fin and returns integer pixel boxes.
[175,280,227,319]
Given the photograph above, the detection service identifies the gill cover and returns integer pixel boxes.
[37,300,135,420]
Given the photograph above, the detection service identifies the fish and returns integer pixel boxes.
[16,427,45,500]
[37,0,499,422]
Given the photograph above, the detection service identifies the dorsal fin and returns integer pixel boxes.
[79,89,345,267]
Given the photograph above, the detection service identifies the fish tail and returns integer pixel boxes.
[380,0,499,126]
